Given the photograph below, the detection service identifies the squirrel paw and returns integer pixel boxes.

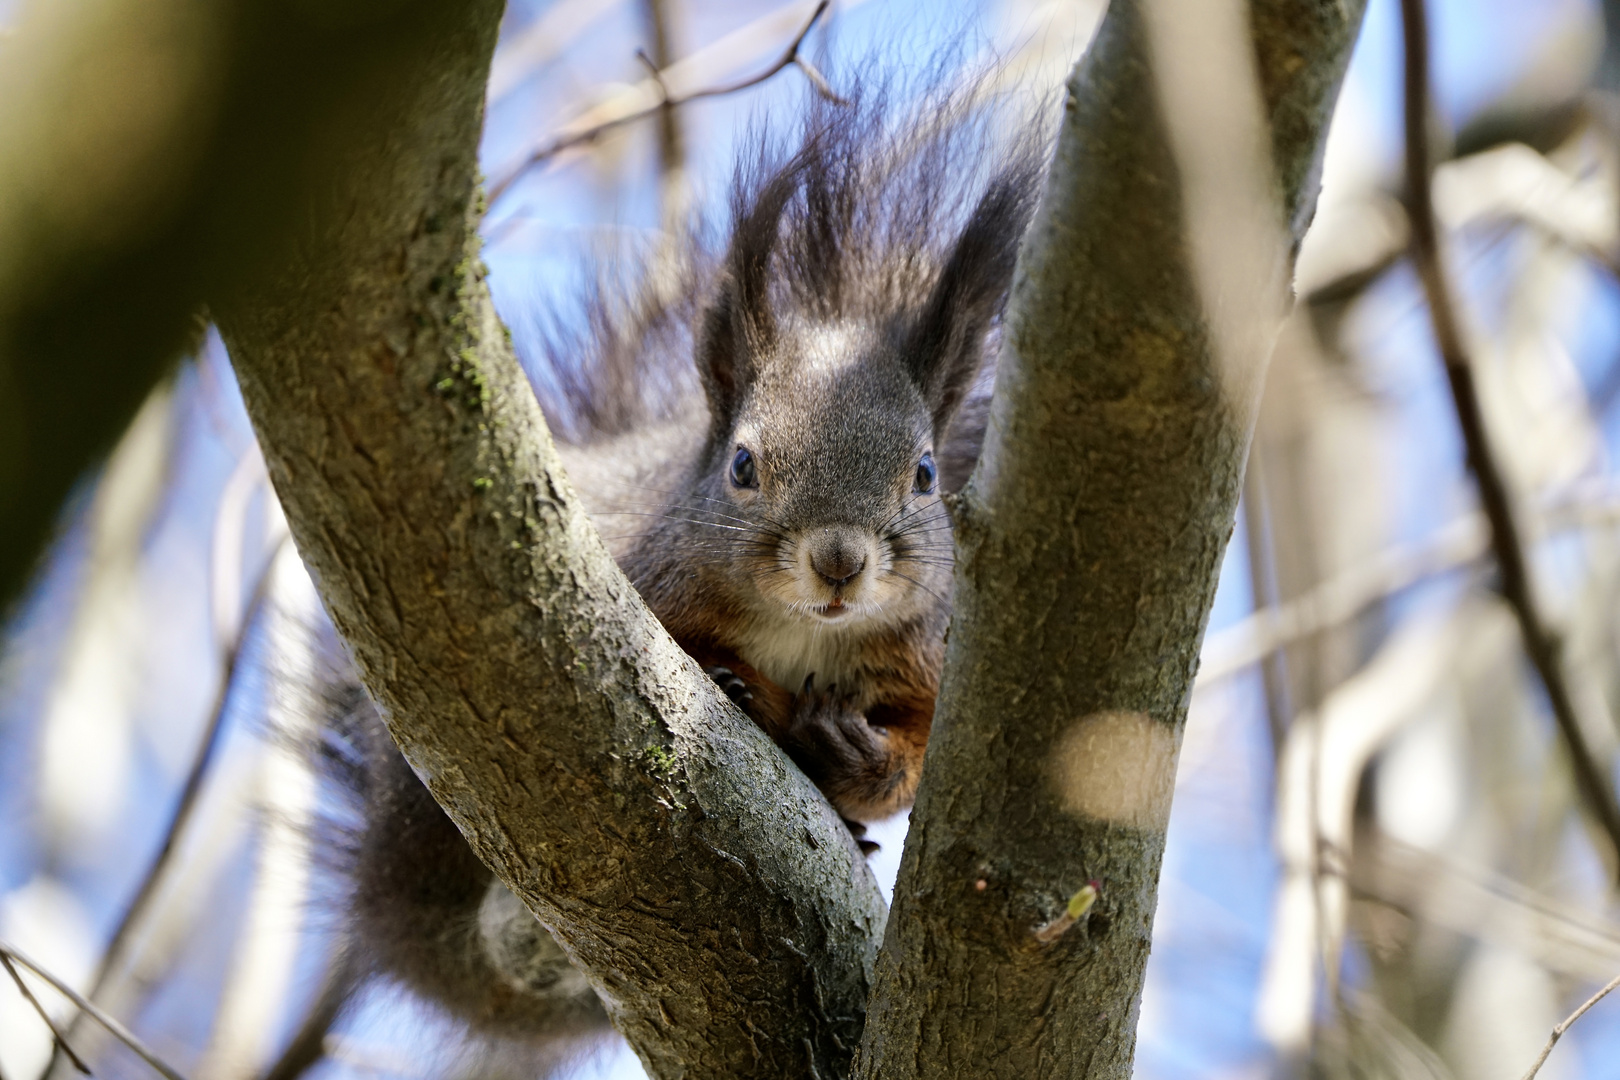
[705,665,754,708]
[784,675,904,823]
[842,818,881,857]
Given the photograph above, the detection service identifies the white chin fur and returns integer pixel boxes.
[740,569,921,691]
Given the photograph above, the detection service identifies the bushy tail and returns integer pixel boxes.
[299,632,611,1073]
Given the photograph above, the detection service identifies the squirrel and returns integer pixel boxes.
[297,75,1046,1074]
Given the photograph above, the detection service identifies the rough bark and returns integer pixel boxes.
[212,4,884,1079]
[853,2,1365,1077]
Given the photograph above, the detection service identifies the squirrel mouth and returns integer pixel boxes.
[814,598,848,618]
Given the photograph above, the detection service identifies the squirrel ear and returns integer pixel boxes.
[905,167,1042,432]
[695,169,797,428]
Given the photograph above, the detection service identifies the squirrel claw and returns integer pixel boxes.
[705,666,754,708]
[784,688,900,820]
[841,818,880,857]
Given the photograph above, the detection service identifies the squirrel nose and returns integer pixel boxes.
[810,542,867,588]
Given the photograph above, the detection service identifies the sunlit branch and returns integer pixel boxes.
[1241,450,1295,749]
[487,0,631,103]
[1355,838,1620,983]
[1399,0,1620,879]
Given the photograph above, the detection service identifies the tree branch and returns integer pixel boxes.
[853,1,1365,1076]
[1399,0,1620,877]
[211,3,884,1078]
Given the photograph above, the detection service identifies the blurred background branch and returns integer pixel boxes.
[1399,0,1620,874]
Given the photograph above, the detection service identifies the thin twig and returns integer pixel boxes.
[1,951,91,1075]
[635,48,666,92]
[1520,971,1620,1080]
[635,33,687,231]
[488,0,841,207]
[1399,0,1620,879]
[0,944,187,1080]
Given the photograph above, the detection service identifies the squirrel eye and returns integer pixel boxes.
[730,446,758,489]
[914,451,937,495]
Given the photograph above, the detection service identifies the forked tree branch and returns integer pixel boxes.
[1399,0,1620,877]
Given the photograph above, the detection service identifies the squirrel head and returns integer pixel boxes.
[683,113,1043,630]
[706,317,944,626]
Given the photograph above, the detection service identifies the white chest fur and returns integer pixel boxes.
[733,614,871,693]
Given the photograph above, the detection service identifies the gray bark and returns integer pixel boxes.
[212,4,884,1079]
[853,2,1365,1077]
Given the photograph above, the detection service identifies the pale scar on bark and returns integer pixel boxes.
[1051,710,1179,830]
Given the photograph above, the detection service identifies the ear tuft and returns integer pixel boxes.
[905,160,1044,433]
[694,166,800,431]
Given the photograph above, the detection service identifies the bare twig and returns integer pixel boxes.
[0,944,187,1080]
[1520,971,1620,1080]
[635,37,688,234]
[488,0,841,206]
[1399,0,1620,877]
[1355,838,1620,983]
[635,48,666,90]
[1,951,90,1075]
